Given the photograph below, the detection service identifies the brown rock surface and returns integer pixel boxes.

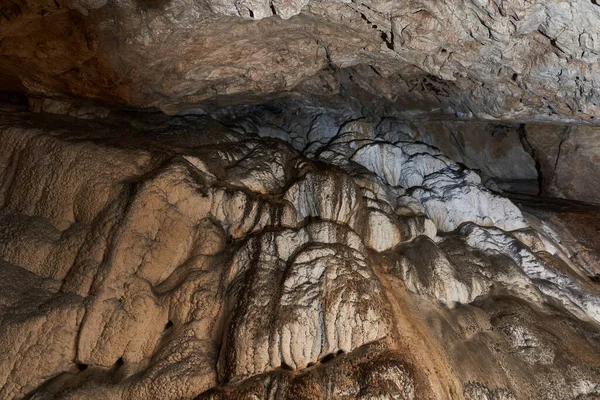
[1,0,600,123]
[525,125,600,204]
[1,110,600,399]
[2,0,600,398]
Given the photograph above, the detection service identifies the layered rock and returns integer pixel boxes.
[0,111,599,399]
[1,0,600,124]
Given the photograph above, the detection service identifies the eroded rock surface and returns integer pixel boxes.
[0,110,599,399]
[524,124,600,204]
[1,0,600,124]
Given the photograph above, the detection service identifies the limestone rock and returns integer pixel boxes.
[405,121,539,194]
[0,111,599,400]
[525,125,600,204]
[461,223,600,324]
[218,222,389,381]
[1,0,600,124]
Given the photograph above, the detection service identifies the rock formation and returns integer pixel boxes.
[1,0,600,123]
[0,111,599,399]
[1,1,600,399]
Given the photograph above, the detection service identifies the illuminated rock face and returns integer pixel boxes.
[0,112,600,400]
[2,0,600,398]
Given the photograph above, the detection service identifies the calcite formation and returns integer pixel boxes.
[0,111,599,399]
[2,1,600,398]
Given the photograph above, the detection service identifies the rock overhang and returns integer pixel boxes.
[1,0,599,124]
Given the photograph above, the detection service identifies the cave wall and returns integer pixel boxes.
[525,125,600,204]
[1,0,600,399]
[411,121,600,204]
[1,111,600,400]
[3,0,600,206]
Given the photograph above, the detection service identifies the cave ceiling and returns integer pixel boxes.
[1,0,599,123]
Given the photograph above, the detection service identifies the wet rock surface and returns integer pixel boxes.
[0,110,599,399]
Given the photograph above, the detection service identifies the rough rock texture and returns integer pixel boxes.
[405,121,538,194]
[222,103,600,203]
[4,0,600,207]
[1,0,600,124]
[1,110,600,399]
[2,0,600,398]
[524,125,600,204]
